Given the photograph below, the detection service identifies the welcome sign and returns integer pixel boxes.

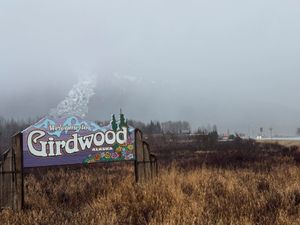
[22,115,135,168]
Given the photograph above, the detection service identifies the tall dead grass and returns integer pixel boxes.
[2,156,300,225]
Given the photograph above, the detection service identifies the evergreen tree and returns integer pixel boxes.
[213,124,218,132]
[156,121,162,134]
[110,114,118,132]
[149,120,154,134]
[119,112,128,129]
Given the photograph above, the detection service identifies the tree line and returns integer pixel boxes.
[127,120,191,134]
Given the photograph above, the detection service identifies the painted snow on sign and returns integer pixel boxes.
[50,75,96,118]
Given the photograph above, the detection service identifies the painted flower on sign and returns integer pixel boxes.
[95,154,100,161]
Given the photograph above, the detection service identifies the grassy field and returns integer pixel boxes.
[2,148,300,225]
[258,140,300,148]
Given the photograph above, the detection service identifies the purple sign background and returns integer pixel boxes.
[22,116,135,168]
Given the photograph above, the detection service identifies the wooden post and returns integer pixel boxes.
[150,154,158,178]
[1,149,13,209]
[0,157,2,208]
[143,142,151,180]
[0,153,5,209]
[135,129,145,182]
[0,133,24,210]
[12,133,23,210]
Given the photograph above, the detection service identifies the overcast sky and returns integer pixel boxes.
[1,0,300,136]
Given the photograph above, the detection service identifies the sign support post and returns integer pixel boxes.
[143,142,151,180]
[134,130,157,182]
[12,132,23,210]
[135,129,145,182]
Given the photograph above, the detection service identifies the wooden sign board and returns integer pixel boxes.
[22,115,135,168]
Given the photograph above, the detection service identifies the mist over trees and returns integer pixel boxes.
[297,128,300,136]
[127,120,191,134]
[0,117,33,151]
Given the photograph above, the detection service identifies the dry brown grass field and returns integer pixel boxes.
[258,140,300,149]
[0,137,300,225]
[2,147,300,225]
